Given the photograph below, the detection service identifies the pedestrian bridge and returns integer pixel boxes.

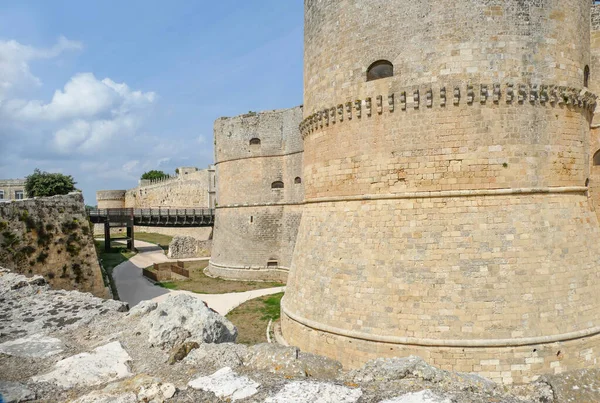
[87,208,215,252]
[87,208,215,227]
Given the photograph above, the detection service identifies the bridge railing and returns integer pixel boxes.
[87,207,215,219]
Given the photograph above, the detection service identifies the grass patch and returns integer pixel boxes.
[226,292,284,345]
[94,240,136,299]
[154,262,284,294]
[156,281,178,290]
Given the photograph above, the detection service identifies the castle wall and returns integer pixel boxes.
[208,107,303,282]
[283,0,600,384]
[589,4,600,221]
[0,193,108,298]
[95,169,216,240]
[124,167,215,209]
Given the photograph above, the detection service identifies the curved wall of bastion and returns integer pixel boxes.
[208,107,303,282]
[589,4,600,221]
[96,190,126,209]
[282,0,600,384]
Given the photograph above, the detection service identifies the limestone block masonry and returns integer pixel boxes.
[95,167,215,240]
[208,107,304,282]
[282,0,600,385]
[0,193,108,298]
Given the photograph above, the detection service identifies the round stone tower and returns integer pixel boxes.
[282,0,600,384]
[96,190,126,209]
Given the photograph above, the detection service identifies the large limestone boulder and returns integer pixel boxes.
[167,236,211,259]
[129,293,237,348]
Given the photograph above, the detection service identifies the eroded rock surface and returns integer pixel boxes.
[264,381,363,403]
[188,367,259,401]
[245,343,342,379]
[0,381,35,403]
[184,342,248,370]
[32,341,133,388]
[0,269,126,343]
[130,294,237,349]
[0,334,63,358]
[380,390,451,403]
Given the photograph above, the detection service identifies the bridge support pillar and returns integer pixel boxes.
[103,221,111,253]
[127,224,134,250]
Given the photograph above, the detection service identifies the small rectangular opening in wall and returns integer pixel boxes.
[267,260,278,268]
[250,216,253,223]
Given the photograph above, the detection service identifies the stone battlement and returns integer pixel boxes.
[300,83,598,139]
[96,190,126,201]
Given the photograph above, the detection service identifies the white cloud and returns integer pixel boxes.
[0,37,185,201]
[0,38,156,156]
[0,36,82,100]
[122,160,140,173]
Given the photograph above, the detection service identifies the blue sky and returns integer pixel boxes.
[0,1,304,204]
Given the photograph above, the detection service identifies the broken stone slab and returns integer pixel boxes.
[264,381,363,403]
[244,343,342,379]
[70,391,137,403]
[188,367,259,401]
[0,334,63,358]
[184,342,248,370]
[131,294,237,349]
[380,390,452,403]
[0,380,35,403]
[32,341,132,388]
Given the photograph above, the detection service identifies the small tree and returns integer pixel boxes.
[25,169,77,197]
[141,170,168,181]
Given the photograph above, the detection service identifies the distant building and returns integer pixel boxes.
[0,179,26,201]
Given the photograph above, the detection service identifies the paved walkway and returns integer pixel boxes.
[111,240,285,314]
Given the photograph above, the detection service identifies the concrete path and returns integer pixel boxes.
[151,286,286,316]
[111,240,285,314]
[112,240,172,307]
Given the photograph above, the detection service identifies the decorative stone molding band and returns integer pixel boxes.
[216,201,303,209]
[299,83,598,139]
[281,299,600,348]
[217,187,586,209]
[303,186,588,204]
[216,150,303,166]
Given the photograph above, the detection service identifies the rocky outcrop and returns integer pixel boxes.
[167,236,211,259]
[0,268,596,403]
[0,268,126,343]
[129,294,237,348]
[0,193,108,298]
